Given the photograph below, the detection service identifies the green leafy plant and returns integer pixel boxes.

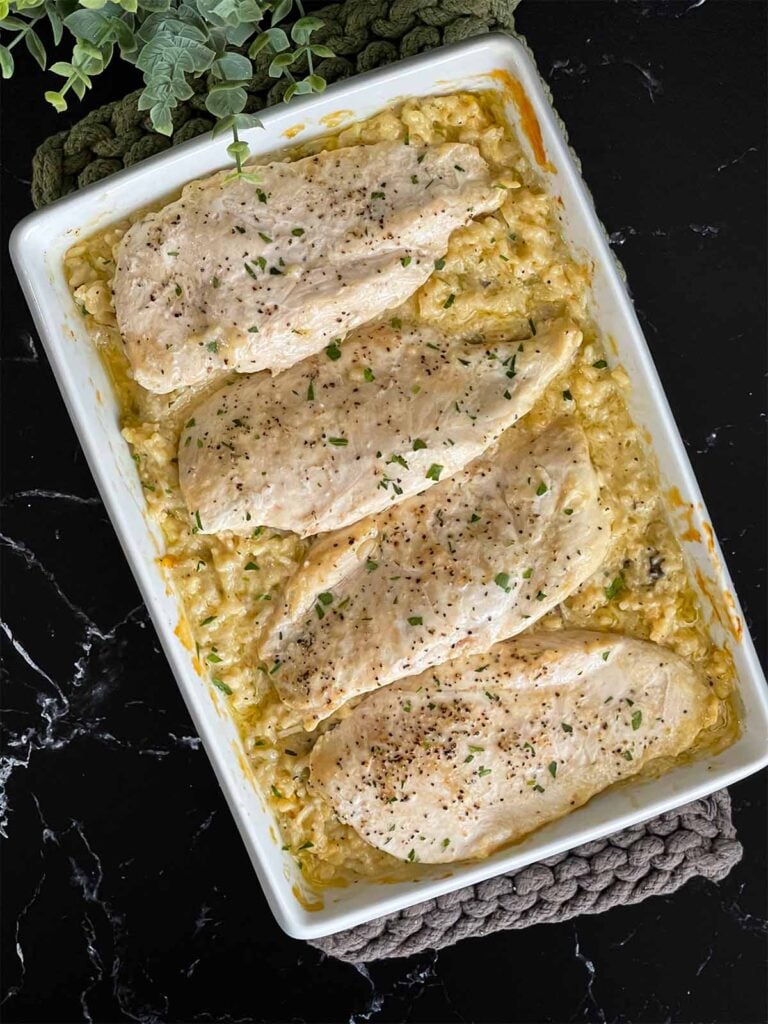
[0,0,332,174]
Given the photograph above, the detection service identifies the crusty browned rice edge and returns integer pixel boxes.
[64,90,737,890]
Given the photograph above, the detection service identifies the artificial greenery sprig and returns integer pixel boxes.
[0,0,332,174]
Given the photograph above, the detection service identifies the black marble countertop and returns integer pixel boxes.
[2,1,766,1021]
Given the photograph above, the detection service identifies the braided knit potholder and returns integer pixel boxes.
[28,0,743,963]
[312,791,742,962]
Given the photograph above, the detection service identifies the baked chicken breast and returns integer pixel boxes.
[260,420,611,727]
[310,630,717,863]
[113,141,504,393]
[179,317,581,536]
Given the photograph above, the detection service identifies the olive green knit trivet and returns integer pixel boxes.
[31,0,521,208]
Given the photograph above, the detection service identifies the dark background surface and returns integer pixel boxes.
[1,1,766,1022]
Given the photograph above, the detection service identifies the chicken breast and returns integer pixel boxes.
[112,141,505,393]
[260,421,611,727]
[179,317,582,536]
[310,630,717,863]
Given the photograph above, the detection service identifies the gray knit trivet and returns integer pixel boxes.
[311,790,741,961]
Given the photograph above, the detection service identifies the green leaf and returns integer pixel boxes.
[291,14,322,44]
[50,60,75,76]
[206,83,247,117]
[248,26,288,56]
[64,9,108,44]
[306,73,325,92]
[271,0,292,24]
[0,15,29,29]
[213,51,251,79]
[268,50,295,77]
[0,44,13,79]
[45,89,67,111]
[310,43,334,58]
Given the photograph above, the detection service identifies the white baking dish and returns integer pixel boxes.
[10,34,768,940]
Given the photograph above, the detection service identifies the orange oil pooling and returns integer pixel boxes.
[292,885,324,912]
[283,123,305,139]
[723,591,744,643]
[487,70,555,172]
[702,521,716,555]
[174,617,194,651]
[319,109,353,129]
[667,487,703,544]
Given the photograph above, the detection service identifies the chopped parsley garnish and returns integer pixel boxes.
[174,283,182,296]
[407,616,423,626]
[185,417,196,429]
[206,340,218,353]
[256,256,267,271]
[327,436,348,447]
[548,761,558,778]
[234,226,245,235]
[523,742,536,754]
[563,389,573,401]
[411,174,418,184]
[535,591,547,601]
[407,849,417,863]
[522,567,533,579]
[593,359,608,369]
[365,559,378,572]
[212,276,220,288]
[206,651,222,664]
[211,678,232,695]
[244,261,257,279]
[298,841,314,850]
[604,574,625,600]
[434,258,446,271]
[307,379,315,401]
[536,481,548,496]
[622,750,634,761]
[494,572,511,593]
[363,367,375,382]
[443,293,455,308]
[258,232,272,243]
[631,710,643,730]
[255,189,267,204]
[252,526,263,539]
[371,191,385,200]
[441,838,450,849]
[248,325,258,333]
[470,513,481,523]
[400,256,412,267]
[564,508,574,516]
[602,650,610,661]
[532,784,545,793]
[561,722,573,733]
[325,340,342,361]
[390,317,402,329]
[194,510,203,531]
[291,227,304,236]
[469,744,484,753]
[200,616,217,626]
[426,463,443,481]
[318,592,333,606]
[478,766,492,777]
[244,561,258,571]
[388,453,409,469]
[412,438,427,451]
[270,785,283,799]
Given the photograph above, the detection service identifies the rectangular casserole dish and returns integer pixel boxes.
[10,33,768,940]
